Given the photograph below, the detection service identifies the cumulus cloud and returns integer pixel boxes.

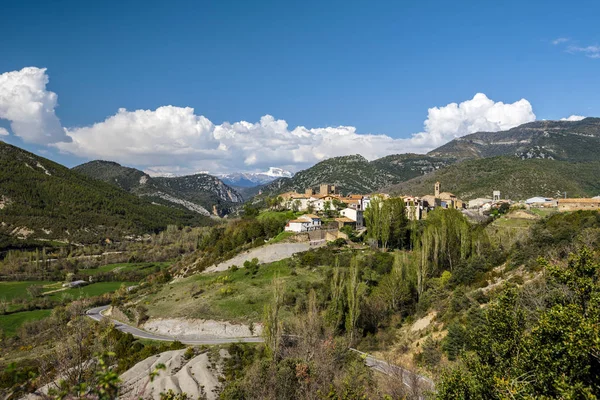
[55,92,535,174]
[560,115,586,121]
[0,127,9,136]
[0,67,69,144]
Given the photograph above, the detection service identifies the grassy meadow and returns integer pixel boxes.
[142,258,326,323]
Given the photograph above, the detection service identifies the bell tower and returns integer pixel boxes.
[434,181,441,197]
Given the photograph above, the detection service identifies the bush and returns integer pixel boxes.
[184,347,196,360]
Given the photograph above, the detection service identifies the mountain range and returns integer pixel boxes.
[259,153,455,195]
[259,117,600,199]
[428,117,600,161]
[73,161,243,217]
[219,167,293,188]
[0,142,211,249]
[2,117,600,249]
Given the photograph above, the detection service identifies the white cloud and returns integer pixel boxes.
[0,127,9,136]
[567,44,600,59]
[552,37,569,45]
[0,67,69,144]
[560,115,586,121]
[55,92,535,174]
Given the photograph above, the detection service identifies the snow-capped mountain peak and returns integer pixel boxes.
[264,167,293,178]
[219,167,293,187]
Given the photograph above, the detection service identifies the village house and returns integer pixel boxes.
[558,198,600,211]
[284,214,322,233]
[339,197,362,210]
[339,207,364,228]
[468,198,493,209]
[334,216,356,229]
[526,197,556,207]
[402,196,423,220]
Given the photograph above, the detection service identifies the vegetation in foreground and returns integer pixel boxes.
[1,208,599,399]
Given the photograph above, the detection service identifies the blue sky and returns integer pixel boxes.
[0,0,599,174]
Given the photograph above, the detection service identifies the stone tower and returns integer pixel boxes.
[434,181,441,197]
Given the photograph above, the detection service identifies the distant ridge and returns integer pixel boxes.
[428,117,600,161]
[73,161,243,216]
[0,141,211,248]
[255,118,600,200]
[219,167,293,188]
[383,156,600,200]
[260,154,454,195]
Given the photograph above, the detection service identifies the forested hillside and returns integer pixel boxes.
[73,161,243,216]
[0,142,211,248]
[385,156,600,200]
[428,117,600,161]
[261,154,454,195]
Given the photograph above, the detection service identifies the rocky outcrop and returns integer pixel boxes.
[119,348,228,400]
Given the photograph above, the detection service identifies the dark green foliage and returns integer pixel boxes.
[436,248,600,399]
[242,203,260,218]
[511,210,600,268]
[388,156,600,200]
[442,322,468,361]
[73,160,243,216]
[0,142,211,248]
[418,336,441,368]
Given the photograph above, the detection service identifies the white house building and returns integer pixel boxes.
[339,208,364,228]
[525,197,555,206]
[284,214,322,233]
[468,198,493,209]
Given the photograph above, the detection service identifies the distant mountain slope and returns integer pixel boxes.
[219,168,293,188]
[0,142,210,246]
[73,161,243,216]
[428,117,600,161]
[384,156,600,200]
[261,154,455,195]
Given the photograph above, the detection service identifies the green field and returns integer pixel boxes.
[0,281,60,301]
[257,210,299,221]
[45,281,137,301]
[529,207,559,218]
[77,262,170,276]
[0,309,52,336]
[143,259,325,323]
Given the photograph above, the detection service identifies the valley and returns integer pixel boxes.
[1,118,600,400]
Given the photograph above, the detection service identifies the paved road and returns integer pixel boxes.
[351,348,435,397]
[86,306,263,345]
[87,306,434,395]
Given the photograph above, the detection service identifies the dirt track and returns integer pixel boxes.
[204,242,320,273]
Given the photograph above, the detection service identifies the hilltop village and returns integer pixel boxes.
[275,181,600,233]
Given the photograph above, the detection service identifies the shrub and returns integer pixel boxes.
[184,347,196,360]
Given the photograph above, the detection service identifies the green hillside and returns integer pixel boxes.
[384,156,600,200]
[428,117,600,161]
[0,142,211,248]
[261,153,454,195]
[73,160,243,216]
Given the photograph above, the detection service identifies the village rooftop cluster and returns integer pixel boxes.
[276,182,600,233]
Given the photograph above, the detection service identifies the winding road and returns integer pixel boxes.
[87,305,434,396]
[86,305,263,345]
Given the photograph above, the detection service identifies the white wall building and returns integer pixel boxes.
[284,214,322,233]
[468,198,493,209]
[525,197,553,205]
[339,208,364,228]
